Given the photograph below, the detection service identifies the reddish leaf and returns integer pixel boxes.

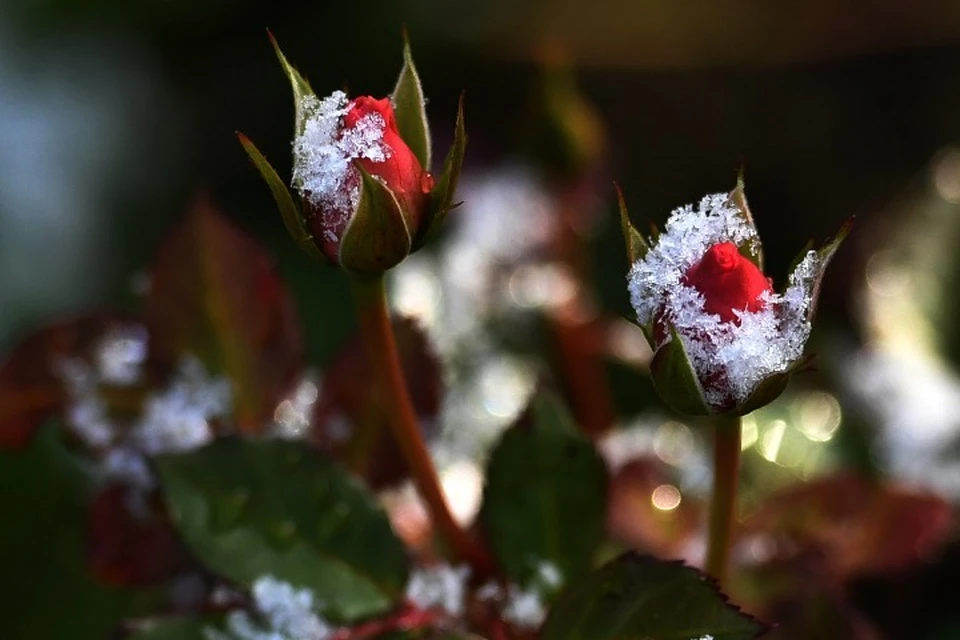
[606,457,703,559]
[737,551,882,640]
[741,473,953,577]
[143,200,303,434]
[313,317,441,488]
[86,483,186,588]
[0,315,133,450]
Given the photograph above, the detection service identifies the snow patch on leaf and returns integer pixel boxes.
[207,575,332,640]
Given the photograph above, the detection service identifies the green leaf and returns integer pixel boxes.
[649,326,711,416]
[339,165,412,273]
[419,96,466,249]
[237,132,324,263]
[391,34,431,170]
[143,201,304,434]
[268,31,315,137]
[616,184,649,265]
[541,552,768,640]
[479,391,608,591]
[126,617,211,640]
[729,174,764,271]
[156,438,409,623]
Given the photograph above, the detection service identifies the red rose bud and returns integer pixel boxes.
[622,183,850,416]
[288,90,433,269]
[684,242,772,323]
[239,35,466,273]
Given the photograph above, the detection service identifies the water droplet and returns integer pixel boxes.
[420,172,435,194]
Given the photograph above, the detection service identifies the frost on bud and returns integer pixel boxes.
[238,33,466,273]
[622,178,849,415]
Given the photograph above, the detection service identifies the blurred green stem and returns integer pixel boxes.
[350,274,491,573]
[705,415,741,588]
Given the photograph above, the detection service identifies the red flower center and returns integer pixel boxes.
[684,242,772,323]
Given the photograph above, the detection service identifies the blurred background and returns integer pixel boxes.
[3,0,960,638]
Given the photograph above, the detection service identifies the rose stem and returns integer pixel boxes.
[350,274,492,573]
[705,414,742,588]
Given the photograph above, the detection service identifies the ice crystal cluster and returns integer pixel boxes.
[291,91,390,244]
[405,561,560,631]
[55,324,231,491]
[405,563,472,617]
[627,193,822,407]
[206,575,332,640]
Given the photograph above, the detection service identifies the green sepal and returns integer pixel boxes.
[339,165,412,273]
[735,371,790,416]
[807,217,852,323]
[734,353,812,415]
[650,325,711,416]
[417,95,466,249]
[237,132,325,263]
[786,238,815,275]
[268,31,315,137]
[784,217,852,324]
[616,184,649,265]
[391,33,431,170]
[729,173,764,271]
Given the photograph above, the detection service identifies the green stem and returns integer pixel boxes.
[349,274,492,573]
[705,415,742,589]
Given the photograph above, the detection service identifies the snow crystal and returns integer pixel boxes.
[57,357,115,448]
[272,373,320,440]
[405,564,471,617]
[476,562,562,630]
[291,91,391,245]
[626,193,822,408]
[56,323,149,448]
[94,324,148,385]
[208,576,331,640]
[130,357,230,455]
[101,446,155,491]
[501,587,547,630]
[477,581,548,630]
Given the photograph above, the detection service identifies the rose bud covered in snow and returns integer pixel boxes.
[619,179,849,415]
[239,34,465,273]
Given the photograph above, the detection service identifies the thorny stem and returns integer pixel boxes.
[350,274,492,574]
[705,415,742,589]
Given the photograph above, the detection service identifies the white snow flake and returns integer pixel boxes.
[476,561,563,630]
[130,356,231,455]
[405,563,472,617]
[207,575,332,640]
